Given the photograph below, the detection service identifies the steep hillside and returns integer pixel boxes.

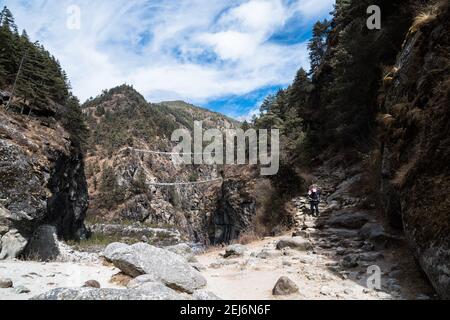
[378,1,450,298]
[82,85,263,244]
[0,8,89,260]
[254,0,449,298]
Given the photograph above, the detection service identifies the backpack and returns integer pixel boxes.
[309,189,320,202]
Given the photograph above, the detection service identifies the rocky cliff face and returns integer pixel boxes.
[209,166,259,244]
[379,2,450,298]
[83,85,258,244]
[0,107,88,260]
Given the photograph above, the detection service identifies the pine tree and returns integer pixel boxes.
[0,9,19,82]
[60,94,89,150]
[308,19,331,75]
[0,6,18,34]
[288,68,312,113]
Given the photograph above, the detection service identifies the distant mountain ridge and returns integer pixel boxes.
[81,84,257,244]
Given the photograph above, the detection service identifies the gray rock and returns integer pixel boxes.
[359,223,386,240]
[359,252,384,262]
[276,237,312,251]
[104,243,207,293]
[31,288,186,300]
[327,175,362,204]
[327,210,370,229]
[292,230,310,238]
[0,277,13,288]
[327,201,342,211]
[126,274,160,289]
[322,228,360,238]
[359,223,402,248]
[0,229,28,260]
[341,254,359,268]
[83,280,101,288]
[15,285,30,294]
[23,225,60,261]
[192,290,221,300]
[102,242,129,261]
[128,280,182,300]
[272,276,299,296]
[254,249,282,259]
[165,243,195,261]
[224,244,247,258]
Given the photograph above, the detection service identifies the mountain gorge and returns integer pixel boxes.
[81,85,263,245]
[0,0,449,300]
[255,0,450,298]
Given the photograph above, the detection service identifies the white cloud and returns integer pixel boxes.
[236,107,260,122]
[1,0,334,113]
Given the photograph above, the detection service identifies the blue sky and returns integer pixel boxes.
[1,0,334,120]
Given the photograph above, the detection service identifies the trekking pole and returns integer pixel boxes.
[5,52,26,112]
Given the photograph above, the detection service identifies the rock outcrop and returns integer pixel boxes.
[379,2,450,298]
[209,175,257,244]
[0,107,88,260]
[103,242,207,293]
[32,287,186,301]
[272,276,299,296]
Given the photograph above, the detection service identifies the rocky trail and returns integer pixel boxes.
[197,163,437,300]
[0,162,438,300]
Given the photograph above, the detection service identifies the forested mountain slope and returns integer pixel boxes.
[82,85,262,244]
[0,7,89,260]
[254,0,449,298]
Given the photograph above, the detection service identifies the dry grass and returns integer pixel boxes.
[405,108,424,127]
[392,157,418,187]
[410,1,442,34]
[231,231,262,245]
[382,65,399,88]
[358,148,383,209]
[376,113,396,129]
[391,103,409,117]
[410,12,437,33]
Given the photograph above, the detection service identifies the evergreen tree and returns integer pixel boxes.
[60,94,89,150]
[288,68,312,113]
[0,6,18,34]
[308,19,331,75]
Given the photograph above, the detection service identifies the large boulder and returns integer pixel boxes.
[31,288,186,300]
[0,229,27,260]
[272,277,299,296]
[276,237,312,251]
[0,277,13,288]
[104,243,207,293]
[224,244,246,258]
[23,225,60,261]
[165,243,195,261]
[192,290,221,300]
[327,175,362,205]
[327,210,371,229]
[102,242,129,261]
[359,223,402,248]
